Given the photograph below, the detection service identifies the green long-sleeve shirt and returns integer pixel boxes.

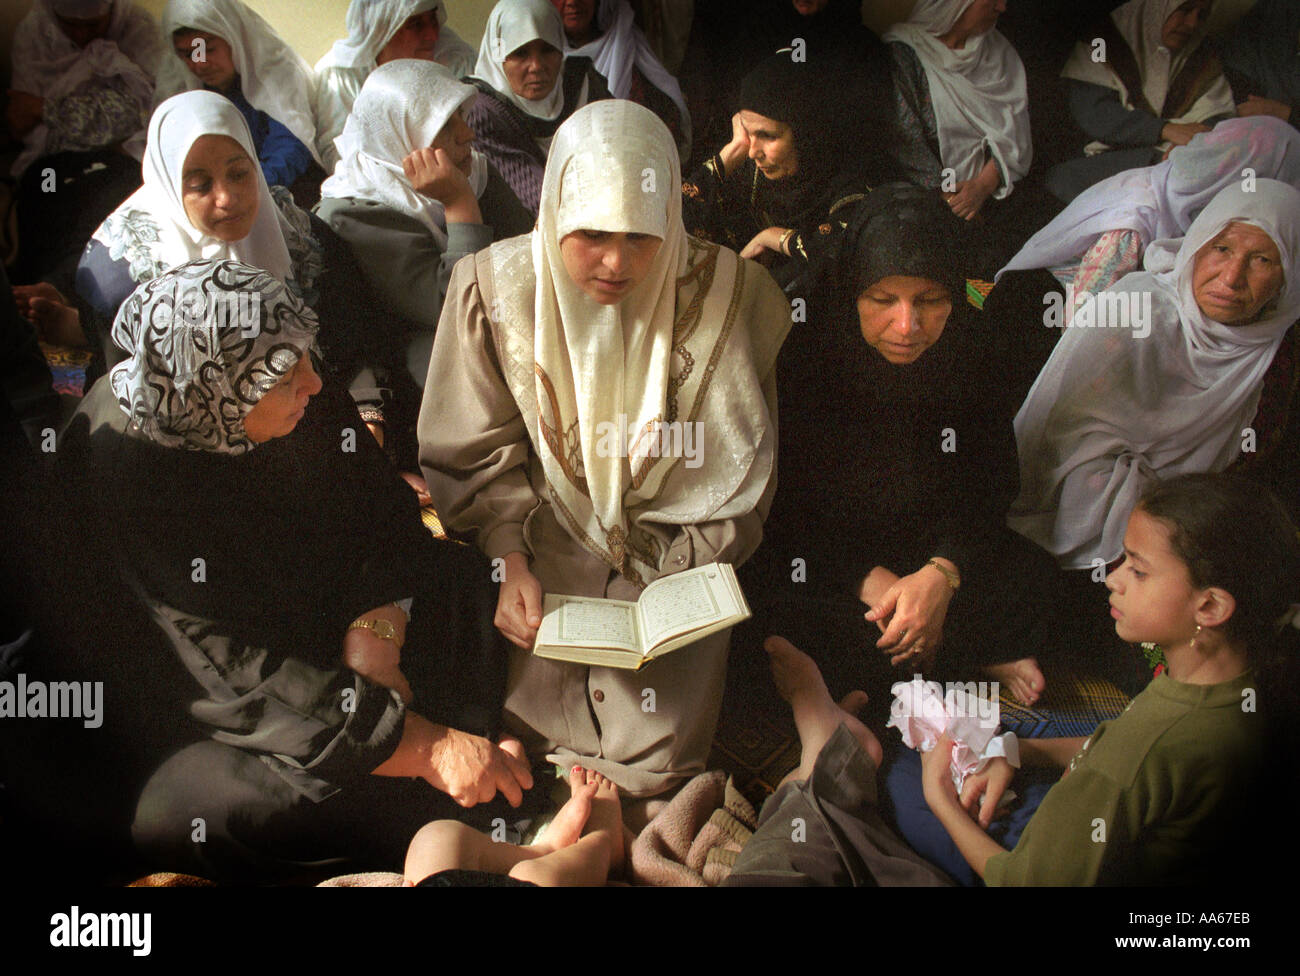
[985,670,1263,885]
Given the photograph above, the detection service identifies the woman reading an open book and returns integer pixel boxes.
[419,100,790,814]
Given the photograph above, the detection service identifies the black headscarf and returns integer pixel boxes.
[827,183,980,405]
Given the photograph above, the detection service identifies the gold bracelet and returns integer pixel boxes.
[925,559,960,591]
[778,228,796,255]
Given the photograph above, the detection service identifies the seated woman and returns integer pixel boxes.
[551,0,691,159]
[727,472,1289,885]
[750,184,1057,710]
[465,0,610,215]
[681,48,884,297]
[988,115,1300,402]
[1218,0,1300,129]
[316,60,533,457]
[1051,0,1236,204]
[57,91,394,443]
[313,0,477,170]
[1010,179,1300,573]
[156,0,325,203]
[419,100,790,814]
[59,260,529,881]
[680,0,876,169]
[7,0,164,285]
[883,0,1033,263]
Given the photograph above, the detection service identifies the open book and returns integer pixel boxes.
[533,562,751,670]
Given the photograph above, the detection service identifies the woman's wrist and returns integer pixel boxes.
[719,141,747,176]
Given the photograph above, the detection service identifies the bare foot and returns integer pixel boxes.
[983,657,1045,706]
[766,635,884,775]
[582,768,625,875]
[535,765,596,852]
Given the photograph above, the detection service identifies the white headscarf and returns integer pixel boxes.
[317,0,473,73]
[92,90,304,289]
[1061,0,1235,154]
[1000,117,1300,280]
[474,0,569,121]
[155,0,322,164]
[487,100,785,584]
[312,0,476,166]
[884,0,1031,198]
[9,0,164,176]
[563,1,689,146]
[1009,179,1300,569]
[320,60,489,246]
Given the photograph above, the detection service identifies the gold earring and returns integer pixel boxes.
[1190,624,1201,651]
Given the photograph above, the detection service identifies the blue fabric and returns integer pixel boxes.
[224,81,313,190]
[881,744,1057,887]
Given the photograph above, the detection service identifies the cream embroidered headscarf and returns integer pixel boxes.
[491,100,785,584]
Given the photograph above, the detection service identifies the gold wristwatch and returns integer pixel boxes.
[348,616,397,640]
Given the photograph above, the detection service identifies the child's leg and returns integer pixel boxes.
[508,769,624,887]
[404,766,597,884]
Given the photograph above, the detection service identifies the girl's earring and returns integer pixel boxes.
[1190,624,1202,651]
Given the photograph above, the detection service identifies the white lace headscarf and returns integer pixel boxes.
[320,60,488,246]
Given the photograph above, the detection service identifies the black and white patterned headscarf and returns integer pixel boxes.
[109,259,318,454]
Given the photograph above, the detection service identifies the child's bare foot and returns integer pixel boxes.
[583,768,625,875]
[535,765,597,852]
[984,657,1045,706]
[766,636,884,776]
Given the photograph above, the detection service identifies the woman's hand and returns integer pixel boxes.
[1236,94,1292,122]
[343,604,412,703]
[1160,121,1211,147]
[739,226,788,260]
[402,147,482,223]
[944,160,999,221]
[960,756,1016,829]
[7,90,44,139]
[374,712,534,807]
[864,561,955,667]
[719,112,751,176]
[495,551,543,650]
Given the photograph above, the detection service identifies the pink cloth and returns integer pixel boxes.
[886,677,1018,792]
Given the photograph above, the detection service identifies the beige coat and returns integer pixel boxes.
[419,238,789,796]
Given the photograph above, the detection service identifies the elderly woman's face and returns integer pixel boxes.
[243,354,323,443]
[181,134,259,242]
[1162,0,1209,52]
[377,10,442,65]
[503,39,564,101]
[173,30,238,92]
[552,0,597,41]
[857,276,953,364]
[1192,221,1285,325]
[738,111,799,181]
[560,230,663,304]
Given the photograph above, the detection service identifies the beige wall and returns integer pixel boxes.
[2,0,1268,88]
[3,0,497,84]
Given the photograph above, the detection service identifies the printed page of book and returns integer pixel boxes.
[637,566,727,651]
[541,594,644,653]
